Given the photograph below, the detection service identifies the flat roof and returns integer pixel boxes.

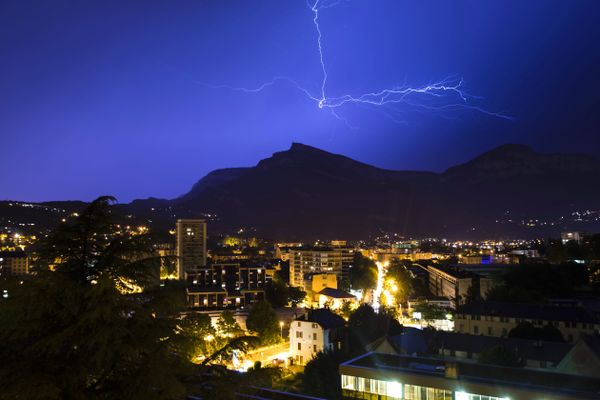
[340,352,600,399]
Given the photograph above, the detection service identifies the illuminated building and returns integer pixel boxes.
[289,246,353,289]
[340,352,600,400]
[427,265,490,307]
[176,219,207,280]
[0,250,29,276]
[289,309,345,365]
[561,231,586,244]
[187,261,267,309]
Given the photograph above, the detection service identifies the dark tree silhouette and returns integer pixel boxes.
[0,197,190,400]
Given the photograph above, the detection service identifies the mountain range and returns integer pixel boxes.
[3,143,600,240]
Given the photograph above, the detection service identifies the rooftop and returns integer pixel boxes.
[427,264,473,279]
[341,352,600,398]
[318,287,356,299]
[295,308,345,329]
[0,250,27,258]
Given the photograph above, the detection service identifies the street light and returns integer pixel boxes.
[279,321,284,339]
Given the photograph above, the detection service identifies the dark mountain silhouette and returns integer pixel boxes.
[3,143,600,240]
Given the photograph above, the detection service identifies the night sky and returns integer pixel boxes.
[1,0,599,202]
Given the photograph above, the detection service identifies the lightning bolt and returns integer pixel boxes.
[203,0,512,126]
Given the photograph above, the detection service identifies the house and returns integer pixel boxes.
[557,334,600,378]
[289,309,345,365]
[316,287,357,310]
[367,327,427,356]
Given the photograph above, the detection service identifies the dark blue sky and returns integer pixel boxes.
[1,0,599,202]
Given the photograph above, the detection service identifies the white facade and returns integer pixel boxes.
[289,319,337,365]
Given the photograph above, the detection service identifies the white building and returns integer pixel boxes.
[289,309,345,365]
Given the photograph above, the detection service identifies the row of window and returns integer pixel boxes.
[295,331,318,340]
[341,375,507,400]
[457,314,595,329]
[296,342,318,352]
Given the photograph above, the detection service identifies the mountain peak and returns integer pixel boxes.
[289,142,318,152]
[484,143,535,156]
[444,143,600,181]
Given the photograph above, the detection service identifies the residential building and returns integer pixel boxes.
[289,309,345,365]
[0,250,29,276]
[186,260,267,309]
[289,247,346,289]
[557,334,600,378]
[427,265,489,307]
[176,219,207,280]
[316,287,357,310]
[340,352,600,400]
[455,302,599,342]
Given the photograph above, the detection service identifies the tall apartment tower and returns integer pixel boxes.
[289,247,343,289]
[176,219,207,280]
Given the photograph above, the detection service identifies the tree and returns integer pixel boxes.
[385,262,413,304]
[265,280,306,308]
[246,301,281,345]
[217,310,244,338]
[288,285,306,307]
[179,313,218,361]
[302,350,346,399]
[413,302,447,321]
[486,262,590,303]
[347,304,402,355]
[464,284,483,305]
[349,253,377,292]
[508,321,565,342]
[0,197,189,400]
[478,345,524,368]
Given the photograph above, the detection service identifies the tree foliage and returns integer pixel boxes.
[508,321,565,342]
[217,310,244,338]
[302,350,346,399]
[349,253,377,291]
[486,263,589,302]
[347,304,402,354]
[179,313,218,362]
[413,302,447,321]
[478,345,524,368]
[265,280,306,308]
[246,301,281,345]
[0,197,190,400]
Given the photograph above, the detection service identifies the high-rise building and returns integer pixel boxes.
[289,248,339,289]
[0,251,29,276]
[176,219,206,280]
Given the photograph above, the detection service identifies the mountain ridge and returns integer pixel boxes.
[2,143,600,240]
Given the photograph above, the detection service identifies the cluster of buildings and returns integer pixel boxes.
[169,219,271,310]
[282,299,600,398]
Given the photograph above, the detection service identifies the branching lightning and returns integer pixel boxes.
[204,0,512,126]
